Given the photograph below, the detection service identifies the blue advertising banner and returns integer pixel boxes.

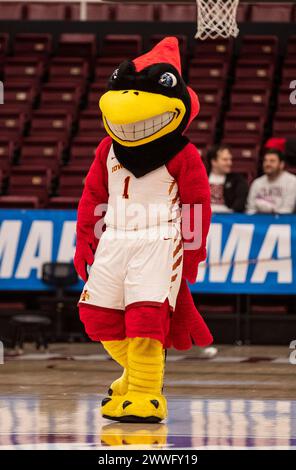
[0,210,295,294]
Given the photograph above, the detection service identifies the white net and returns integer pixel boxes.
[195,0,240,40]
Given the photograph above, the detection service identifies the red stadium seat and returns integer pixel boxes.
[230,89,270,113]
[281,61,296,87]
[19,139,63,175]
[48,58,89,83]
[158,3,197,22]
[48,197,79,209]
[224,113,265,140]
[100,35,142,57]
[86,3,112,21]
[235,62,274,84]
[7,167,52,207]
[0,196,41,208]
[0,110,26,140]
[0,33,9,57]
[273,111,296,138]
[250,3,293,22]
[0,2,24,19]
[69,138,97,171]
[26,3,67,20]
[114,3,154,21]
[39,82,82,114]
[4,59,44,86]
[237,3,249,22]
[240,35,278,61]
[13,34,52,57]
[192,38,233,62]
[56,167,86,198]
[192,84,224,114]
[58,34,97,58]
[87,82,108,109]
[286,36,296,58]
[78,109,105,137]
[221,140,260,162]
[277,87,295,112]
[0,139,14,177]
[4,82,37,110]
[189,60,229,86]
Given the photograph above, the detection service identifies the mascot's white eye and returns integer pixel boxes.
[110,68,119,80]
[159,72,177,88]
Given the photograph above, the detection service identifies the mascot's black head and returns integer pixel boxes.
[99,37,200,177]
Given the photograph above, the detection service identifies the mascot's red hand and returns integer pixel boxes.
[74,241,94,282]
[169,278,213,350]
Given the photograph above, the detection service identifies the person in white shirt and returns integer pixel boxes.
[247,149,296,214]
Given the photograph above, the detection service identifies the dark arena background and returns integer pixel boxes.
[0,0,296,458]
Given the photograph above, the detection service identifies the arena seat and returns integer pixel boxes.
[78,109,106,138]
[188,60,229,86]
[57,34,97,58]
[4,59,44,85]
[273,111,296,138]
[224,113,265,141]
[7,167,53,207]
[157,3,197,22]
[221,140,260,162]
[114,3,154,21]
[100,35,142,57]
[239,35,278,61]
[39,82,82,115]
[191,38,234,62]
[229,89,270,113]
[0,139,14,177]
[87,82,108,108]
[86,2,113,21]
[286,35,296,56]
[69,139,97,170]
[0,2,24,19]
[13,33,52,57]
[250,3,293,22]
[0,195,41,208]
[281,60,296,87]
[26,2,67,20]
[0,33,9,57]
[55,167,86,198]
[235,61,275,85]
[48,58,89,83]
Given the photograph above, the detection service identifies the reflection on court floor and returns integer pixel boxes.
[0,396,295,449]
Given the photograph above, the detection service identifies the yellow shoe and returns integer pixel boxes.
[108,369,128,396]
[101,391,167,423]
[100,395,124,418]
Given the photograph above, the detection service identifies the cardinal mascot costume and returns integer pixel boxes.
[74,37,213,423]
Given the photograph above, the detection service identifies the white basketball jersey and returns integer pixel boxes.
[104,144,181,232]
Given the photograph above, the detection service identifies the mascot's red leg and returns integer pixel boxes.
[101,300,170,423]
[79,304,129,396]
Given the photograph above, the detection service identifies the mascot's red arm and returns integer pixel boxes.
[166,142,213,350]
[74,136,112,282]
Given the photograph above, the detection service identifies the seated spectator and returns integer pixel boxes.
[247,148,296,214]
[206,145,249,213]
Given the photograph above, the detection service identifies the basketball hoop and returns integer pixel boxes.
[195,0,240,40]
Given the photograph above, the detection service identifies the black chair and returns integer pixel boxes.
[41,262,78,338]
[10,314,51,352]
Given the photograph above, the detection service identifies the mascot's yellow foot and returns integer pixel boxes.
[101,391,167,423]
[108,369,128,397]
[100,423,168,447]
[100,395,124,418]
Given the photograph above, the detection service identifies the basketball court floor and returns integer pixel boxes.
[0,343,295,449]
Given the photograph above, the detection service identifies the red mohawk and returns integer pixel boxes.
[133,36,181,74]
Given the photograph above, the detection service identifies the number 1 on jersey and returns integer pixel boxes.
[122,176,130,199]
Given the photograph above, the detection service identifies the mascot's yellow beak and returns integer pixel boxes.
[99,90,186,147]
